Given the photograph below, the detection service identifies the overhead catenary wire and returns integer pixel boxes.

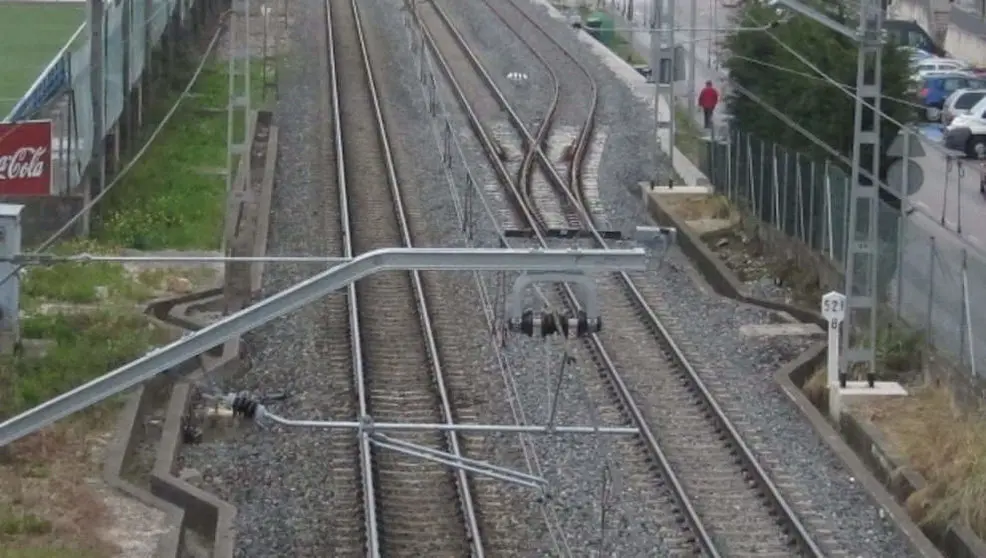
[729,54,927,110]
[727,80,986,259]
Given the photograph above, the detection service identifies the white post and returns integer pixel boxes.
[821,291,846,420]
[0,204,23,354]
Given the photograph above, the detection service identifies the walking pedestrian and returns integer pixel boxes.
[698,80,719,131]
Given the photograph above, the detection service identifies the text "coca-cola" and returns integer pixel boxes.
[0,120,53,196]
[0,147,47,180]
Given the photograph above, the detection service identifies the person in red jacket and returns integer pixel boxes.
[698,81,719,130]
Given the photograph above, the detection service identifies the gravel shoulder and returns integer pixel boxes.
[179,4,348,555]
[179,0,926,556]
[458,0,926,556]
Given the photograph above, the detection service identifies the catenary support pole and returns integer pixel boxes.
[668,0,677,166]
[840,0,883,386]
[87,0,106,236]
[687,0,697,113]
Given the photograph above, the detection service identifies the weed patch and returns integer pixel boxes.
[863,387,986,540]
[0,409,121,557]
[91,60,270,250]
[0,308,170,417]
[674,106,705,165]
[93,63,228,250]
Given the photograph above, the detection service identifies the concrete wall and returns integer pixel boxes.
[943,6,986,66]
[892,0,986,65]
[890,0,934,34]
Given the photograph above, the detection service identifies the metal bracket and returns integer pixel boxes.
[506,271,600,336]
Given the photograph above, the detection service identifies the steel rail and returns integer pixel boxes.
[427,0,592,232]
[333,0,483,554]
[324,0,378,553]
[410,2,544,243]
[475,0,585,230]
[411,7,575,554]
[421,0,825,555]
[489,0,599,220]
[420,1,717,552]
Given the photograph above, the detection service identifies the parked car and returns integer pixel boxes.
[903,46,934,63]
[941,89,986,125]
[916,73,986,121]
[944,97,986,157]
[913,57,969,75]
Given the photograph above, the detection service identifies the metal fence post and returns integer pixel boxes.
[745,134,754,214]
[759,138,767,221]
[771,143,780,226]
[725,129,733,200]
[824,160,834,261]
[794,152,803,243]
[926,236,936,348]
[781,149,790,235]
[962,248,976,375]
[732,128,740,202]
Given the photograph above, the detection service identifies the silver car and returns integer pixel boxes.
[942,88,986,125]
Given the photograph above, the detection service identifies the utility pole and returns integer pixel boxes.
[87,0,105,236]
[651,0,678,182]
[770,0,885,383]
[687,0,698,112]
[841,0,883,385]
[227,0,252,196]
[709,0,718,71]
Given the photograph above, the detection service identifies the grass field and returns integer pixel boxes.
[0,2,86,118]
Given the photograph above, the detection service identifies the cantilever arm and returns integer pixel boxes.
[0,247,647,448]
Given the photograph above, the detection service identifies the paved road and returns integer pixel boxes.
[609,0,986,371]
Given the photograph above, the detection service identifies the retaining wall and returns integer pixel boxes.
[102,110,276,557]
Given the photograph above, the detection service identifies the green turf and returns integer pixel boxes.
[0,3,85,117]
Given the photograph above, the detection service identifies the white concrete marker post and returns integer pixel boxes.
[821,291,846,419]
[819,290,908,421]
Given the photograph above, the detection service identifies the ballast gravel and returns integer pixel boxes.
[179,0,926,556]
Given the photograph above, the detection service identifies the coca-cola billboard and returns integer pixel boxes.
[0,120,52,196]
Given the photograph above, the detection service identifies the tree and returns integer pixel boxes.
[718,2,913,302]
[722,1,913,163]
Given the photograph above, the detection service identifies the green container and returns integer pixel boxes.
[584,11,614,45]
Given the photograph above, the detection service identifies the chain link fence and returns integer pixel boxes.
[702,128,986,379]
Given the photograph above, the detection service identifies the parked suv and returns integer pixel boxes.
[917,73,986,121]
[942,89,986,125]
[944,97,986,158]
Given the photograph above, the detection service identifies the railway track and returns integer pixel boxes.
[413,0,829,555]
[326,0,479,554]
[476,0,598,227]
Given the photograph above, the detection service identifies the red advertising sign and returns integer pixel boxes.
[0,120,52,196]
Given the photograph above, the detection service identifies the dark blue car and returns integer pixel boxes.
[917,73,986,121]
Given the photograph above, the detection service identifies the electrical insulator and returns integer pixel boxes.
[509,310,600,338]
[231,395,260,419]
